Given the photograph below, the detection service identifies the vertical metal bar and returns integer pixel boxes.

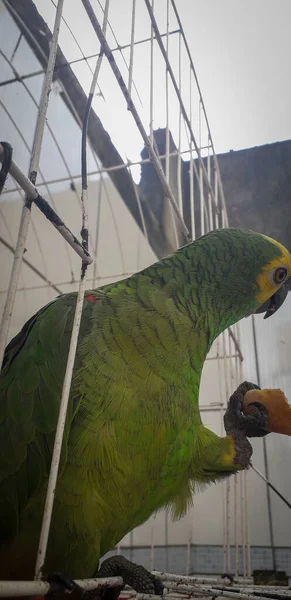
[214,167,219,229]
[189,151,195,241]
[165,512,169,572]
[234,474,239,577]
[128,0,136,99]
[81,0,110,197]
[199,100,204,236]
[165,0,170,184]
[186,511,192,575]
[251,315,277,571]
[176,31,183,215]
[217,335,227,570]
[35,0,110,576]
[164,0,179,249]
[82,0,188,238]
[144,0,218,215]
[149,0,155,144]
[0,0,64,371]
[244,469,251,578]
[228,330,236,577]
[34,274,88,578]
[225,480,231,573]
[240,472,246,577]
[222,197,227,229]
[150,515,156,571]
[222,332,229,401]
[222,467,227,572]
[228,331,233,390]
[235,328,242,575]
[189,67,195,240]
[238,355,249,578]
[128,164,149,245]
[222,470,227,572]
[92,175,103,288]
[222,330,230,573]
[170,0,229,227]
[207,137,213,231]
[129,530,134,562]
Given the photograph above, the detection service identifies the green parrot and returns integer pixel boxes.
[0,228,290,598]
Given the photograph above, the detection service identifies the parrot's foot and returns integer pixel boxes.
[220,573,234,584]
[223,381,270,469]
[224,381,269,438]
[83,556,164,600]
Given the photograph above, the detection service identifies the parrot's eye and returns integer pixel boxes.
[273,267,288,285]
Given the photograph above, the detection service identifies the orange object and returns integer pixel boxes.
[243,388,291,435]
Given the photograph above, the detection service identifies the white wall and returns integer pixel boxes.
[0,177,156,339]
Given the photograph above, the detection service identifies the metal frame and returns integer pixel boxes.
[1,0,289,596]
[0,0,245,589]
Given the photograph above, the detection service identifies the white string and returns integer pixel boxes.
[149,0,155,144]
[128,0,136,99]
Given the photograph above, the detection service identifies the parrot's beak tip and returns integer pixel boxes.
[263,298,279,319]
[255,279,290,319]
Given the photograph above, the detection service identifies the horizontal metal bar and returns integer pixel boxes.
[0,575,260,600]
[153,573,252,585]
[0,576,123,598]
[212,585,291,599]
[0,272,133,294]
[1,145,212,196]
[0,143,92,265]
[157,582,291,600]
[0,67,44,88]
[0,569,264,599]
[0,29,180,89]
[200,405,225,412]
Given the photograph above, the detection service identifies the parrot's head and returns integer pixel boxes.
[191,228,291,333]
[253,235,291,319]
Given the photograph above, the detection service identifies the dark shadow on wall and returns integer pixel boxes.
[213,140,291,253]
[139,130,291,253]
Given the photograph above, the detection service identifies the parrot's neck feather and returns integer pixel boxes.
[138,254,243,350]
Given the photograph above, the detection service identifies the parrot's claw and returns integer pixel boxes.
[224,380,270,438]
[83,556,164,600]
[46,572,83,595]
[220,573,234,585]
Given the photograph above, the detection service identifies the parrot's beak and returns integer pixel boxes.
[255,278,291,319]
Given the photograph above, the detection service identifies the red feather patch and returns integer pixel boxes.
[85,294,100,302]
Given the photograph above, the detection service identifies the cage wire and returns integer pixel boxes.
[0,0,289,598]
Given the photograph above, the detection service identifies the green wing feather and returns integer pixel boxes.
[0,292,93,545]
